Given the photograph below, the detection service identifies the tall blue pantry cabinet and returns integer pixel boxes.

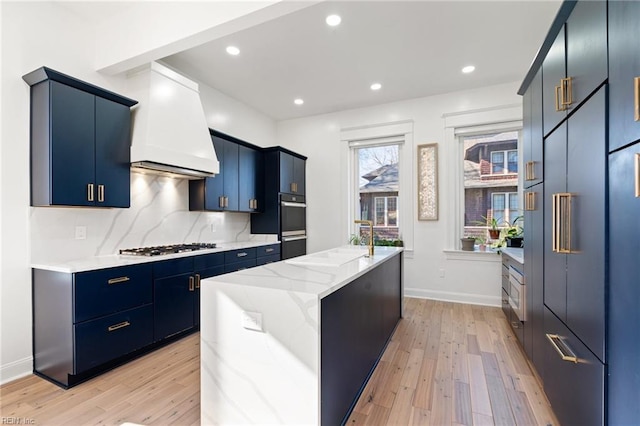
[519,1,640,424]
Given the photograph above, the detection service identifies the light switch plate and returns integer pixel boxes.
[241,311,263,332]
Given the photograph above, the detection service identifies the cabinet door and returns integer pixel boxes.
[154,273,195,341]
[608,0,640,152]
[204,135,226,211]
[279,151,295,194]
[293,156,306,195]
[223,140,239,211]
[530,70,544,186]
[608,142,640,424]
[565,0,607,111]
[543,123,567,321]
[543,26,567,137]
[565,87,606,362]
[95,97,131,208]
[50,81,95,206]
[238,145,260,212]
[524,184,544,376]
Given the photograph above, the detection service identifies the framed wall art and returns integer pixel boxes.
[417,143,438,220]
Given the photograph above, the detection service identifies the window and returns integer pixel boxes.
[352,143,401,243]
[462,130,520,240]
[374,196,398,227]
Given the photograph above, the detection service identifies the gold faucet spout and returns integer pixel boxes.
[354,220,374,257]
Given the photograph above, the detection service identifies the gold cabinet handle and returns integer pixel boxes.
[108,321,131,332]
[225,197,229,208]
[634,76,639,122]
[525,191,536,211]
[546,333,578,363]
[219,196,224,208]
[189,276,195,292]
[265,248,274,253]
[97,184,105,202]
[253,199,258,209]
[525,161,536,181]
[561,77,573,108]
[552,193,573,253]
[107,276,130,285]
[635,153,640,198]
[195,273,201,289]
[237,252,248,258]
[87,183,94,202]
[555,85,562,111]
[290,182,295,193]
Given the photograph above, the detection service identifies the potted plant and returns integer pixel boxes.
[460,236,476,251]
[504,216,524,247]
[476,236,487,251]
[472,215,501,239]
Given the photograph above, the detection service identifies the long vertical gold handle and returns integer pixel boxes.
[634,77,639,122]
[189,276,195,292]
[554,193,573,253]
[195,274,201,289]
[546,334,578,363]
[552,194,558,252]
[635,153,640,198]
[561,77,573,108]
[87,183,94,202]
[555,85,562,111]
[98,185,104,202]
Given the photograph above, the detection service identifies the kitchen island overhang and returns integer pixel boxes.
[200,245,404,425]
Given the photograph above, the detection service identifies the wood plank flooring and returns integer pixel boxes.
[0,298,558,425]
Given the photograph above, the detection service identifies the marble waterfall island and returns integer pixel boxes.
[200,245,404,425]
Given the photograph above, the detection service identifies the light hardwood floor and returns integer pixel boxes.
[0,298,557,425]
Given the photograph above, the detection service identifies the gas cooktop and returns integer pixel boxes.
[119,243,217,257]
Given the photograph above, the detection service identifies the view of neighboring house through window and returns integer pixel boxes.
[354,144,400,243]
[462,131,521,241]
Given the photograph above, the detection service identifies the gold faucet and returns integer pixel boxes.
[354,220,374,257]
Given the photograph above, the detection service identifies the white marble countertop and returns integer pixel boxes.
[501,247,524,264]
[203,245,404,299]
[31,241,280,273]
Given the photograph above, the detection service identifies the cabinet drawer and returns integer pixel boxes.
[501,288,510,319]
[153,257,194,279]
[193,252,224,270]
[224,259,257,273]
[257,244,280,257]
[75,304,153,373]
[197,265,224,280]
[74,264,152,323]
[256,254,281,266]
[224,248,256,263]
[543,306,604,426]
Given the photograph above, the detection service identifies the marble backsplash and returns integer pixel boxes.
[30,172,275,263]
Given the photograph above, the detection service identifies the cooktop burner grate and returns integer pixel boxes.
[119,243,217,256]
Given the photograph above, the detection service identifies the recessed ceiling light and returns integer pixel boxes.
[370,83,382,91]
[462,65,476,74]
[226,46,240,56]
[326,14,341,27]
[294,98,304,105]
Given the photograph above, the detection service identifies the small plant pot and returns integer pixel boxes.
[479,244,487,251]
[460,237,476,251]
[489,229,500,239]
[506,237,523,248]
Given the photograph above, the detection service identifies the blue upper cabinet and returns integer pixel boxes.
[542,1,607,138]
[189,131,264,213]
[279,151,306,195]
[608,0,640,152]
[23,67,137,208]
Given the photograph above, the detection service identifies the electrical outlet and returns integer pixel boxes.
[241,311,263,332]
[75,226,87,240]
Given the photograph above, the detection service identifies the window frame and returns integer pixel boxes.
[489,149,518,175]
[374,195,399,227]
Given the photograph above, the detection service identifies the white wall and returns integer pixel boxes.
[0,2,277,384]
[276,82,521,307]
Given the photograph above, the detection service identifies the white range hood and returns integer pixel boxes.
[126,62,219,178]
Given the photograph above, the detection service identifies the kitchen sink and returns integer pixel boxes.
[285,247,368,267]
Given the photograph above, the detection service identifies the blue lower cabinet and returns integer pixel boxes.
[256,254,281,266]
[224,259,257,273]
[542,306,604,426]
[75,304,153,373]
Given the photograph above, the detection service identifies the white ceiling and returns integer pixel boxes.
[162,1,561,121]
[62,1,562,122]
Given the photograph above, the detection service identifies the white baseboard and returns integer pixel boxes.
[405,287,501,307]
[1,356,32,385]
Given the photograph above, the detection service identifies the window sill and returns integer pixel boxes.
[443,249,501,262]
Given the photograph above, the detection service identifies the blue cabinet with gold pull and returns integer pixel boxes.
[23,67,136,208]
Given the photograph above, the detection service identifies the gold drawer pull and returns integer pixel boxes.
[634,77,639,122]
[189,276,195,292]
[546,333,578,363]
[108,276,130,285]
[195,274,201,289]
[108,321,131,332]
[87,183,94,202]
[635,153,640,198]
